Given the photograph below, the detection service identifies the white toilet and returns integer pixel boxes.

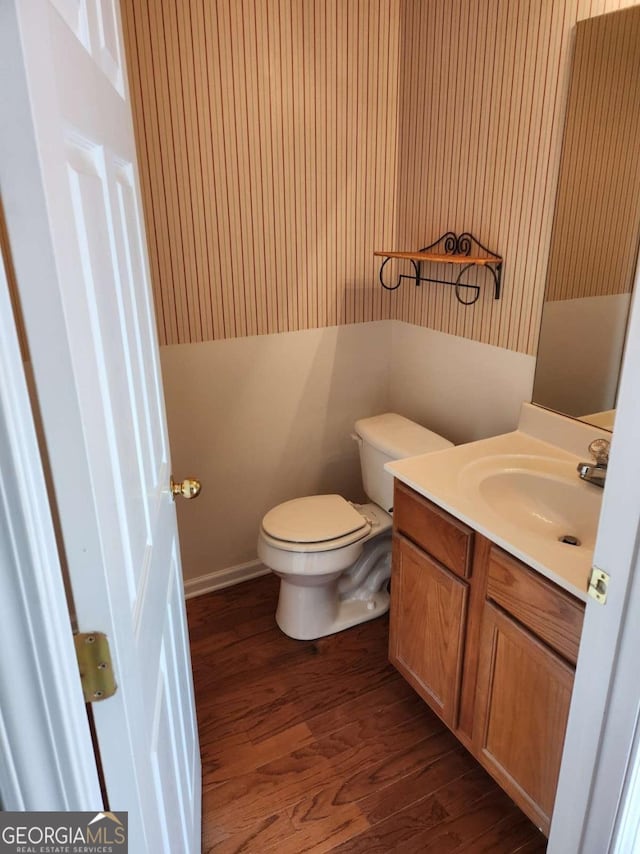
[257,413,453,640]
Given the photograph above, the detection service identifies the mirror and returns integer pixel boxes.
[532,6,640,432]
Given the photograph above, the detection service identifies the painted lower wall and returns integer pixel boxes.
[388,322,536,445]
[163,320,536,588]
[533,293,631,418]
[161,321,391,586]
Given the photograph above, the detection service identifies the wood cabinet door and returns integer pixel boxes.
[474,603,575,835]
[389,535,468,729]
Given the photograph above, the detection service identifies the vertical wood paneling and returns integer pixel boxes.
[394,0,570,355]
[546,6,640,302]
[121,0,639,353]
[393,0,640,355]
[121,0,401,345]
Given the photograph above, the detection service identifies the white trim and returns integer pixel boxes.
[612,706,640,852]
[183,560,269,599]
[0,221,101,810]
[548,242,640,851]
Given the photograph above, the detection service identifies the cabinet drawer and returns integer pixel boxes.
[486,546,585,665]
[393,481,474,579]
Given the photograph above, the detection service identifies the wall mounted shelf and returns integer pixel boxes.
[375,232,503,305]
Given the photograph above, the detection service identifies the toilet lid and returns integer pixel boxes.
[262,495,369,544]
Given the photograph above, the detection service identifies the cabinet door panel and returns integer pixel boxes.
[390,535,468,728]
[474,603,574,834]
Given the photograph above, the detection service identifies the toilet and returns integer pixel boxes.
[257,413,453,640]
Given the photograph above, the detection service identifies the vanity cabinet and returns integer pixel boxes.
[390,483,474,728]
[390,536,468,728]
[390,480,586,835]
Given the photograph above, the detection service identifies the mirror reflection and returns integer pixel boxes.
[532,6,640,431]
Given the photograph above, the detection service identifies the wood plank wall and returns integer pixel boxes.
[545,6,640,302]
[121,0,401,345]
[121,0,639,353]
[393,0,639,355]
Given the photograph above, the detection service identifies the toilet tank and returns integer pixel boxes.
[353,413,453,512]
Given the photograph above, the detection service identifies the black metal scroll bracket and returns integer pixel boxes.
[378,231,502,306]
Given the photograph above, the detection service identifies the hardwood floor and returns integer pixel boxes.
[187,574,547,853]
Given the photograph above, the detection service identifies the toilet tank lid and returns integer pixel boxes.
[354,413,453,459]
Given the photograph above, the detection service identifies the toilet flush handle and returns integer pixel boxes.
[170,477,202,500]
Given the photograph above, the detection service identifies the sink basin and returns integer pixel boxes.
[459,454,602,548]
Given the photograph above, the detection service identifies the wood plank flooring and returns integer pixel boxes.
[187,574,547,853]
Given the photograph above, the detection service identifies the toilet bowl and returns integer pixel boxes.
[257,413,453,640]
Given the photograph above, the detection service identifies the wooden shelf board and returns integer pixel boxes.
[374,250,501,266]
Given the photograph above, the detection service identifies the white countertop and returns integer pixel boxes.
[386,417,607,603]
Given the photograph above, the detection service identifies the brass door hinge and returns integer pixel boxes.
[588,567,610,605]
[74,632,117,702]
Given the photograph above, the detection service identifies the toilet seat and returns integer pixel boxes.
[261,494,371,553]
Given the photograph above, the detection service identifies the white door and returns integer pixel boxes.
[1,1,201,851]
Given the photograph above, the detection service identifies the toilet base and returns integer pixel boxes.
[276,583,390,641]
[274,535,392,640]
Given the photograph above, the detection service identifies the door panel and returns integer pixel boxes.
[51,0,124,94]
[4,0,202,849]
[66,139,153,600]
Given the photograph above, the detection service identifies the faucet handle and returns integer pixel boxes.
[589,438,610,465]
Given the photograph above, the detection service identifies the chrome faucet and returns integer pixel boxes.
[577,438,610,488]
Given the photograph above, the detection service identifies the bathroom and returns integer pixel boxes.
[119,0,636,599]
[1,0,640,851]
[118,0,640,848]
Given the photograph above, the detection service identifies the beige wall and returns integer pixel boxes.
[161,322,391,583]
[388,322,536,445]
[123,0,639,356]
[162,321,536,585]
[533,293,631,416]
[393,0,639,355]
[545,6,640,302]
[124,1,640,585]
[121,0,401,345]
[393,0,570,355]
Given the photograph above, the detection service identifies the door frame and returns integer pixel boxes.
[548,252,640,852]
[1,5,204,844]
[0,231,102,811]
[2,1,640,848]
[0,0,102,808]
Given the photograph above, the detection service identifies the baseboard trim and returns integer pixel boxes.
[183,560,270,599]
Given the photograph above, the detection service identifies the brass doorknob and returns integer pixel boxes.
[170,477,202,499]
